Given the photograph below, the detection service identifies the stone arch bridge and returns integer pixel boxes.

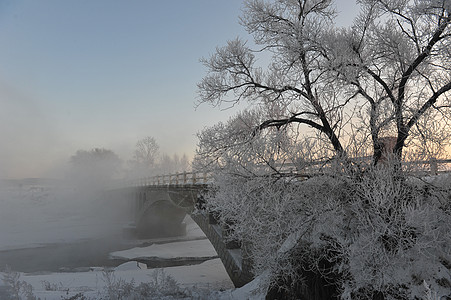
[108,172,253,288]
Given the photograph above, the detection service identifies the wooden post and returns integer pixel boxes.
[430,158,438,175]
[377,136,397,164]
[192,173,197,184]
[183,172,187,184]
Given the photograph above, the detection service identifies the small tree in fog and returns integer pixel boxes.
[158,153,191,174]
[179,154,190,171]
[128,136,160,177]
[127,136,191,176]
[69,148,122,188]
[134,136,159,168]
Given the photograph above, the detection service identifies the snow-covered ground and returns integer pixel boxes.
[18,259,233,299]
[110,239,219,262]
[0,181,264,299]
[1,258,263,300]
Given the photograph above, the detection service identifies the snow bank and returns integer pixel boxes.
[110,239,218,261]
[114,261,147,271]
[8,258,234,300]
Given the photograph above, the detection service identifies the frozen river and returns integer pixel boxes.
[0,182,262,299]
[0,236,127,273]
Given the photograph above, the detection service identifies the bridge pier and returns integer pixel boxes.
[191,210,253,288]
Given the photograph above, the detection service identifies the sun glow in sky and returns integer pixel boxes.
[0,0,359,179]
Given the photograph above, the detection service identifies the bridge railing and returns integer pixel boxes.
[125,171,212,187]
[281,157,451,176]
[115,157,451,189]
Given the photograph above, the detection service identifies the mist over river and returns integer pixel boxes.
[0,180,216,273]
[0,180,241,299]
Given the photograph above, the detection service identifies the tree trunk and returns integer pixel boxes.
[266,259,339,300]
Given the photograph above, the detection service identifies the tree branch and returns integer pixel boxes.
[397,16,450,107]
[407,81,451,130]
[257,116,325,133]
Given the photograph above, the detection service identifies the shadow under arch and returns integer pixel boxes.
[135,199,187,238]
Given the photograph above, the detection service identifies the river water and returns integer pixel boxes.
[0,236,130,273]
[0,227,212,274]
[0,184,213,276]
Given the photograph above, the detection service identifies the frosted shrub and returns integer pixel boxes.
[101,268,188,300]
[41,280,68,292]
[2,266,36,300]
[146,269,184,298]
[205,171,347,296]
[334,166,451,299]
[205,163,451,299]
[299,167,451,299]
[102,269,134,300]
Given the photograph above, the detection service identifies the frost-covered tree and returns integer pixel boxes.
[196,119,451,299]
[196,0,451,299]
[198,0,347,159]
[194,109,317,177]
[198,0,451,164]
[326,0,451,163]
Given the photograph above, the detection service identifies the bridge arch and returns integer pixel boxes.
[134,190,187,238]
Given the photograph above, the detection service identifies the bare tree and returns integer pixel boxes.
[327,0,451,163]
[158,153,191,174]
[134,136,159,168]
[194,109,307,176]
[128,136,160,177]
[197,0,360,162]
[198,0,451,165]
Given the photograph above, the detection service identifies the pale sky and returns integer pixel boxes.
[0,0,359,179]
